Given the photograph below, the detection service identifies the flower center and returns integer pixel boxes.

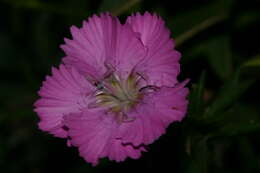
[98,73,142,112]
[86,63,159,123]
[88,72,144,117]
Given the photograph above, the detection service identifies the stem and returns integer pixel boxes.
[175,15,228,47]
[2,0,87,17]
[112,0,141,16]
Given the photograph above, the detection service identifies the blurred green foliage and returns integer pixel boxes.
[0,0,260,172]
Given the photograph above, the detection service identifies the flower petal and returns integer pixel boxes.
[107,140,146,162]
[117,80,189,146]
[65,110,145,165]
[101,14,146,77]
[127,12,180,87]
[61,13,146,79]
[34,64,93,138]
[61,14,107,79]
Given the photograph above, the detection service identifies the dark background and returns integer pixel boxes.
[0,0,260,172]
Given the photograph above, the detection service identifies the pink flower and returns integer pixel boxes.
[34,12,189,165]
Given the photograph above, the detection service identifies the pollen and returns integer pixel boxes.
[90,72,142,115]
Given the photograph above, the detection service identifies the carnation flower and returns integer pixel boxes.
[34,12,189,165]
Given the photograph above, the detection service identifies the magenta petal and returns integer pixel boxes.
[101,14,146,77]
[65,110,145,165]
[64,111,114,165]
[61,13,146,79]
[107,140,146,162]
[61,14,107,79]
[34,64,94,138]
[35,12,189,165]
[127,12,180,87]
[117,80,189,146]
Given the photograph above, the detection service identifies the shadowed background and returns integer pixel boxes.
[0,0,260,172]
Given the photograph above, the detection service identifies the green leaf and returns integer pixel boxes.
[98,0,141,15]
[171,0,233,38]
[211,104,260,136]
[243,54,260,67]
[240,54,260,79]
[188,71,206,119]
[2,0,88,17]
[185,136,210,173]
[234,10,260,29]
[99,0,128,11]
[206,36,233,80]
[182,155,201,173]
[182,34,233,80]
[194,36,233,79]
[0,33,17,70]
[206,70,254,118]
[237,137,259,172]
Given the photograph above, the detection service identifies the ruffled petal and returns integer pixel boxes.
[34,64,94,138]
[65,110,145,165]
[61,13,146,79]
[64,110,114,165]
[117,80,189,146]
[35,12,189,165]
[127,12,180,87]
[61,14,106,79]
[107,139,146,162]
[101,14,146,77]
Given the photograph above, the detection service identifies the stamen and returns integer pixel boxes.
[86,70,151,123]
[139,85,159,93]
[114,112,136,124]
